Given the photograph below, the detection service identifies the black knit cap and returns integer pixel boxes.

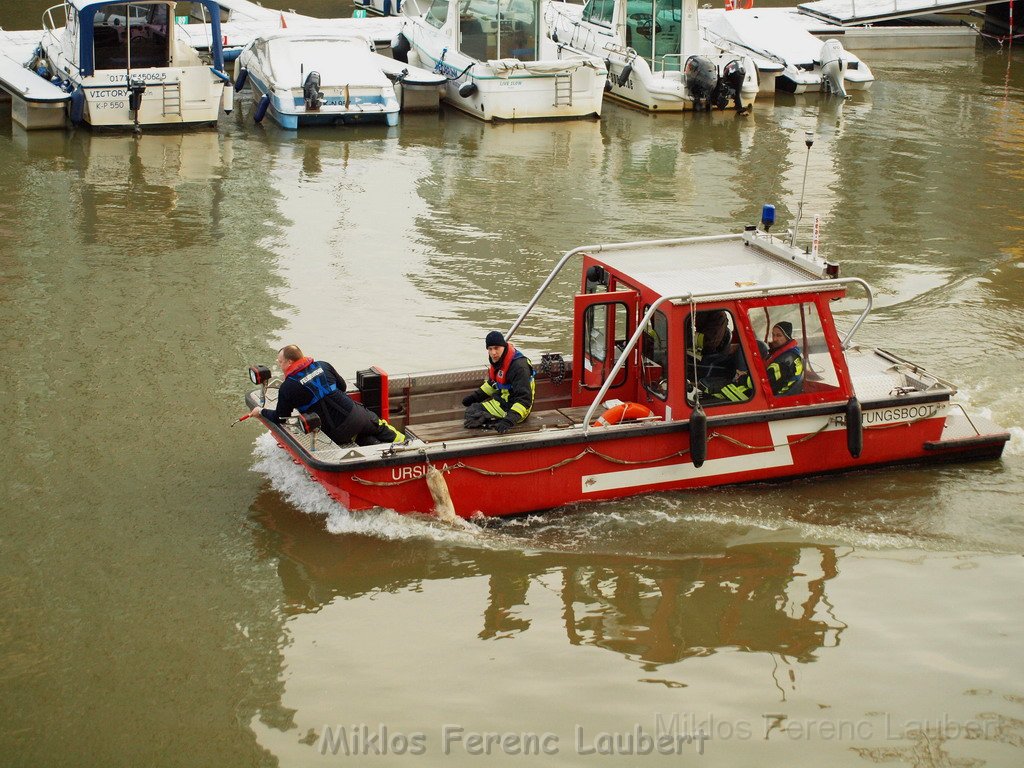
[775,321,794,340]
[485,331,506,347]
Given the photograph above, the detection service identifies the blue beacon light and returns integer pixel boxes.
[761,204,776,232]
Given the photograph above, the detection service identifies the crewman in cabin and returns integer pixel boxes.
[461,331,536,434]
[712,321,804,401]
[250,345,404,446]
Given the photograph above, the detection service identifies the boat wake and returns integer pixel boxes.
[251,433,489,546]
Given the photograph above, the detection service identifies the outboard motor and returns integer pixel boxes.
[819,39,848,98]
[720,59,748,112]
[684,55,718,112]
[391,32,411,64]
[303,71,323,111]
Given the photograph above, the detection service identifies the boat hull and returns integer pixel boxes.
[266,399,1008,518]
[406,39,604,122]
[245,69,400,129]
[74,68,224,128]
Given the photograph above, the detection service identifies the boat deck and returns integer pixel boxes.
[844,345,954,401]
[406,406,592,444]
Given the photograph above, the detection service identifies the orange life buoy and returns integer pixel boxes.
[592,402,655,427]
[724,0,753,10]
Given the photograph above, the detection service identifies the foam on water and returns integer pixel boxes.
[250,433,491,546]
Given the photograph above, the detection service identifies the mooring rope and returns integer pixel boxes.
[351,442,700,487]
[349,416,845,488]
[709,417,831,452]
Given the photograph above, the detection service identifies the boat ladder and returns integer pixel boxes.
[162,82,182,117]
[553,73,573,107]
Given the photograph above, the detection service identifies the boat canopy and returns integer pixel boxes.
[67,0,224,76]
[256,34,391,88]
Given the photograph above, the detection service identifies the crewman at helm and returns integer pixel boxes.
[712,321,804,402]
[461,331,536,434]
[249,345,404,446]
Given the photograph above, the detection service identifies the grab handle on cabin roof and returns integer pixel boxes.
[505,235,736,342]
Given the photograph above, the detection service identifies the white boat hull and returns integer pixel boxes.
[74,68,224,128]
[409,40,603,121]
[236,34,401,129]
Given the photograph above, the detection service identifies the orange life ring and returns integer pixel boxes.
[724,0,754,10]
[592,402,655,427]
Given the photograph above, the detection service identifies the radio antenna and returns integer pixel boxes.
[790,131,814,247]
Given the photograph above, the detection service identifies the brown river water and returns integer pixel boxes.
[1,1,1023,766]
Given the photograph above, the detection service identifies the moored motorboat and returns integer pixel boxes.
[29,0,230,130]
[701,7,874,97]
[393,0,607,121]
[234,33,405,128]
[244,211,1009,519]
[544,0,760,112]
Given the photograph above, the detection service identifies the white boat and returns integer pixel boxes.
[28,1,231,129]
[544,0,760,112]
[701,8,874,97]
[393,0,607,121]
[235,33,406,128]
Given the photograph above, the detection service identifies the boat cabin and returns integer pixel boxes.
[422,0,541,61]
[43,1,225,78]
[577,0,700,72]
[569,229,856,424]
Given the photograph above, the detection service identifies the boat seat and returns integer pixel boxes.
[405,407,587,444]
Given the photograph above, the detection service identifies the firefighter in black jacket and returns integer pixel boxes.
[250,345,404,446]
[462,331,535,434]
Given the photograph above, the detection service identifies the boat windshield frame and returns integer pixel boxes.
[579,277,873,432]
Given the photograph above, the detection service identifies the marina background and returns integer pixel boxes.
[1,1,1023,766]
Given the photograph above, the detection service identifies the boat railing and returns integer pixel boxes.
[579,277,873,433]
[506,234,740,341]
[653,53,682,75]
[41,4,66,47]
[41,3,80,77]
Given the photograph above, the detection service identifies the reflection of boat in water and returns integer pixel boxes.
[250,488,845,664]
[244,194,1009,518]
[235,34,403,128]
[544,0,760,112]
[23,0,230,129]
[393,0,607,121]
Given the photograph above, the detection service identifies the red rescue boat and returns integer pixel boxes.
[245,221,1010,519]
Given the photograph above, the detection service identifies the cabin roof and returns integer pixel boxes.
[595,232,829,302]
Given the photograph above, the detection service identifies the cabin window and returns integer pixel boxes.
[580,301,630,389]
[583,0,615,28]
[458,0,538,61]
[684,309,754,407]
[426,0,450,29]
[746,302,840,398]
[93,3,171,70]
[641,308,669,400]
[624,0,682,71]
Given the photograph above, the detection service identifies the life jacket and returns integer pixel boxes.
[487,343,534,392]
[480,343,536,420]
[766,340,804,395]
[286,359,338,413]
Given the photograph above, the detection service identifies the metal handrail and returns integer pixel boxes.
[580,277,873,434]
[505,234,739,340]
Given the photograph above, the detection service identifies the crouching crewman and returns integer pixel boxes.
[461,331,535,434]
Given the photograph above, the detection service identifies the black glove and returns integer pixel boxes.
[462,393,479,407]
[493,418,514,434]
